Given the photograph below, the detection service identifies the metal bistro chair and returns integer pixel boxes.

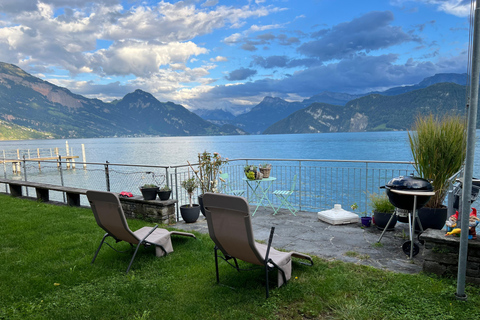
[219,173,245,196]
[273,175,298,216]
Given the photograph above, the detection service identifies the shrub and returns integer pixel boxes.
[408,114,466,208]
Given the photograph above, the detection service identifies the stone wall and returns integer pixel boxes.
[119,196,177,225]
[420,229,480,285]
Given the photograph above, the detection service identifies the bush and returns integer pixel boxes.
[408,114,466,208]
[369,193,395,213]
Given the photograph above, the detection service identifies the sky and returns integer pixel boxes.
[0,0,474,114]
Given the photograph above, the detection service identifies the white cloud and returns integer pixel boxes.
[223,33,243,44]
[248,23,283,32]
[202,0,219,8]
[0,0,279,90]
[89,41,208,77]
[210,56,228,62]
[392,0,471,17]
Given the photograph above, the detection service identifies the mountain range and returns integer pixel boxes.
[264,82,468,134]
[0,62,246,139]
[196,73,468,134]
[0,61,472,139]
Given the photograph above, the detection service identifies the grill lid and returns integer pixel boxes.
[384,175,433,191]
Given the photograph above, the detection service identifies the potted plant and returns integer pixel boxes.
[408,114,467,230]
[259,163,272,178]
[139,183,159,200]
[180,176,200,223]
[244,165,257,180]
[188,151,228,215]
[370,193,397,231]
[351,203,371,227]
[157,184,171,201]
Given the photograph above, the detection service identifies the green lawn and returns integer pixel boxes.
[1,194,479,319]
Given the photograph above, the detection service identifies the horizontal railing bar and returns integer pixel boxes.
[2,157,413,168]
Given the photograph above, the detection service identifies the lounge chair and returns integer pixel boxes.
[202,193,313,298]
[87,190,196,273]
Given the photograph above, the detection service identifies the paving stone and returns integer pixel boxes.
[171,206,424,274]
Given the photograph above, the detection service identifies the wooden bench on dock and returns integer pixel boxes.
[0,178,87,206]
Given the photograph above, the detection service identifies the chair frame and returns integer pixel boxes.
[203,193,313,298]
[213,226,288,298]
[92,225,164,274]
[88,190,196,273]
[273,174,298,215]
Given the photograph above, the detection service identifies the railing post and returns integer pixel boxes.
[104,161,110,192]
[23,155,29,197]
[2,151,6,178]
[58,155,66,202]
[365,162,369,212]
[165,167,169,187]
[2,151,6,193]
[245,160,250,201]
[174,167,179,221]
[299,160,302,211]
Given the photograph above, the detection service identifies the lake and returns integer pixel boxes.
[0,131,416,166]
[1,131,479,211]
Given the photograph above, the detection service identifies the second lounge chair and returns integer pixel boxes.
[203,192,313,298]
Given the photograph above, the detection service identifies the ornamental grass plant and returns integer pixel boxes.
[369,193,395,213]
[408,114,467,208]
[1,194,480,319]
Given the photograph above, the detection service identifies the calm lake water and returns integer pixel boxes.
[2,131,480,211]
[0,131,418,166]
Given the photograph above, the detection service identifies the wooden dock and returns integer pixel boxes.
[1,141,85,173]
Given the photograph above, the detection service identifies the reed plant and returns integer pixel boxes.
[1,195,480,319]
[408,114,467,208]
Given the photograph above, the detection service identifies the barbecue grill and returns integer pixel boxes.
[453,178,480,209]
[378,176,435,258]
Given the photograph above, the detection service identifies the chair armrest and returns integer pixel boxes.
[265,226,275,261]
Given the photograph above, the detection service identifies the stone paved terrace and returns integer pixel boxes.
[172,206,425,274]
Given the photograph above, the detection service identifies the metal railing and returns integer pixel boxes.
[0,157,416,220]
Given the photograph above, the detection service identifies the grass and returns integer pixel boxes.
[1,194,480,319]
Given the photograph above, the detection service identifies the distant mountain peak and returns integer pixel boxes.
[122,89,160,103]
[0,62,245,138]
[417,73,467,87]
[261,96,285,103]
[0,62,32,78]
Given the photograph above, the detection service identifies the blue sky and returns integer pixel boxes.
[0,0,473,114]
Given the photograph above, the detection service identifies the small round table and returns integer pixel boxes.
[242,177,277,216]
